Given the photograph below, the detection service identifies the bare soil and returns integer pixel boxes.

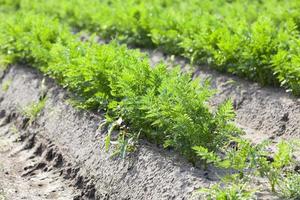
[0,123,78,200]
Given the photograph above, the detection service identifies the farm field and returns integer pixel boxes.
[0,0,299,200]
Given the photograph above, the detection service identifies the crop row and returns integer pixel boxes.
[0,12,239,162]
[1,0,300,95]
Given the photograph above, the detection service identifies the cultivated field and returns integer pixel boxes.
[0,0,299,199]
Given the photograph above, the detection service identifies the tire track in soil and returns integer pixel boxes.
[0,124,77,200]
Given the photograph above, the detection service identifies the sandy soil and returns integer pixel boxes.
[0,123,78,200]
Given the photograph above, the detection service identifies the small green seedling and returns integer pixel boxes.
[278,173,300,199]
[103,117,140,159]
[21,97,47,123]
[1,79,12,92]
[196,174,255,200]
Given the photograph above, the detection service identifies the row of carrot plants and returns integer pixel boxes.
[1,0,300,95]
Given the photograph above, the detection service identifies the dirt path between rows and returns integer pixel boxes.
[0,123,78,200]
